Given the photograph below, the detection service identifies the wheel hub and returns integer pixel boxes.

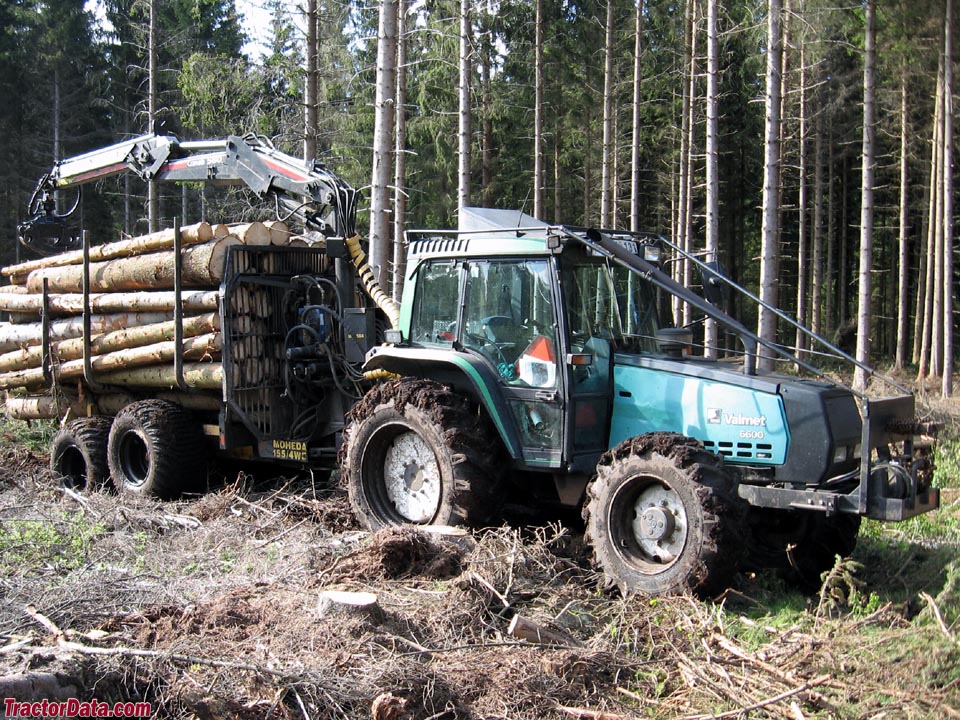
[382,431,441,523]
[637,506,675,541]
[630,484,687,564]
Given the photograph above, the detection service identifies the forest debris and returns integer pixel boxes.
[507,614,580,647]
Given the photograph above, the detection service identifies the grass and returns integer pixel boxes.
[0,413,57,453]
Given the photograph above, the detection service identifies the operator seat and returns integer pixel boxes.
[481,315,526,364]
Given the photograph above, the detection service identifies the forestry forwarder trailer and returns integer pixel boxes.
[12,134,941,596]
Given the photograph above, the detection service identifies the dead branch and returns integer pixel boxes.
[679,675,830,720]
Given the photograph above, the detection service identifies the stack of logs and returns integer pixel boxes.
[0,220,290,420]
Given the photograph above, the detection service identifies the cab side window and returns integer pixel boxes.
[410,260,462,346]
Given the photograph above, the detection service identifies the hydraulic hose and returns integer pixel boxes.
[345,234,401,330]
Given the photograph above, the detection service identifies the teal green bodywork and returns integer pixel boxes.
[609,364,789,465]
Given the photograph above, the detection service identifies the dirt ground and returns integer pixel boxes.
[1,417,959,718]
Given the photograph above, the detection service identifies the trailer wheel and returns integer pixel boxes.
[584,432,745,597]
[108,400,206,499]
[50,416,112,491]
[747,510,861,588]
[341,378,503,530]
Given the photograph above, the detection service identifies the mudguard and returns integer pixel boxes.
[363,345,524,459]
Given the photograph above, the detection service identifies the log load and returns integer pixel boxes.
[25,236,241,293]
[0,221,287,419]
[2,222,215,285]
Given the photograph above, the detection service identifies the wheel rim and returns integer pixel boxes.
[55,446,87,490]
[608,474,688,572]
[117,430,150,487]
[381,430,441,523]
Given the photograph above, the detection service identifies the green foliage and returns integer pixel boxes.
[0,415,57,453]
[178,52,258,135]
[0,512,105,574]
[934,430,960,488]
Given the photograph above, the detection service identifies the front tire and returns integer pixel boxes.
[107,400,206,499]
[341,378,503,530]
[50,416,112,491]
[584,432,744,597]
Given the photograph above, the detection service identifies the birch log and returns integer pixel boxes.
[4,391,221,419]
[96,363,223,389]
[26,236,240,293]
[0,313,220,372]
[0,290,218,316]
[0,312,172,353]
[2,222,215,283]
[0,333,221,389]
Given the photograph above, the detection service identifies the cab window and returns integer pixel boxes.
[410,260,462,346]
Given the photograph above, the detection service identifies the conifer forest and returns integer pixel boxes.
[0,0,955,392]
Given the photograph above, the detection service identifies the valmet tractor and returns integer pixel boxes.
[11,136,941,596]
[341,208,940,595]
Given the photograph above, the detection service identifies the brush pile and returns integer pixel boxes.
[0,220,290,419]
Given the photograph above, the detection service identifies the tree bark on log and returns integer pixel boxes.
[0,290,218,317]
[0,312,172,353]
[2,222,214,282]
[228,222,271,245]
[0,333,221,389]
[4,390,221,420]
[0,313,220,372]
[26,237,240,293]
[95,362,223,389]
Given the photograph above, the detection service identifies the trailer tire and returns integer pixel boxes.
[50,416,112,491]
[108,400,206,499]
[584,432,745,597]
[341,378,503,530]
[747,510,861,588]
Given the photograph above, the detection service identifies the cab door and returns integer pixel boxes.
[460,258,565,469]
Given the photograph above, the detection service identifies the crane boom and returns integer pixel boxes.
[18,133,358,256]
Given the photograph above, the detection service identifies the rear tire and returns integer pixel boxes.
[584,432,745,597]
[107,400,206,499]
[50,416,112,491]
[341,378,503,530]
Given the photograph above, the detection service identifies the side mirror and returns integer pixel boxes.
[700,261,730,308]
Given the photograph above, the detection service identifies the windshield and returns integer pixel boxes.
[561,257,661,353]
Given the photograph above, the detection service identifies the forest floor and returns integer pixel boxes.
[0,378,959,719]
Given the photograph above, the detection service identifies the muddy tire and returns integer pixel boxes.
[341,378,503,530]
[50,416,112,491]
[583,432,745,597]
[747,509,861,588]
[107,400,206,499]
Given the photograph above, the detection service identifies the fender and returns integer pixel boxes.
[364,345,523,459]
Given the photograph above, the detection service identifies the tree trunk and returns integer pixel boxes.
[896,66,910,369]
[930,54,946,380]
[147,0,159,233]
[369,0,399,283]
[682,4,698,327]
[704,0,719,358]
[457,0,472,212]
[304,0,318,161]
[481,34,493,208]
[795,47,809,357]
[534,0,546,220]
[392,0,409,302]
[4,391,220,420]
[757,0,783,370]
[25,237,241,294]
[96,363,222,390]
[3,222,214,282]
[0,313,219,373]
[853,0,876,392]
[0,312,173,353]
[0,290,218,316]
[629,0,645,232]
[600,0,616,228]
[0,333,221,390]
[942,0,954,397]
[811,106,825,338]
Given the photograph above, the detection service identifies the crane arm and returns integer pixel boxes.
[19,133,358,255]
